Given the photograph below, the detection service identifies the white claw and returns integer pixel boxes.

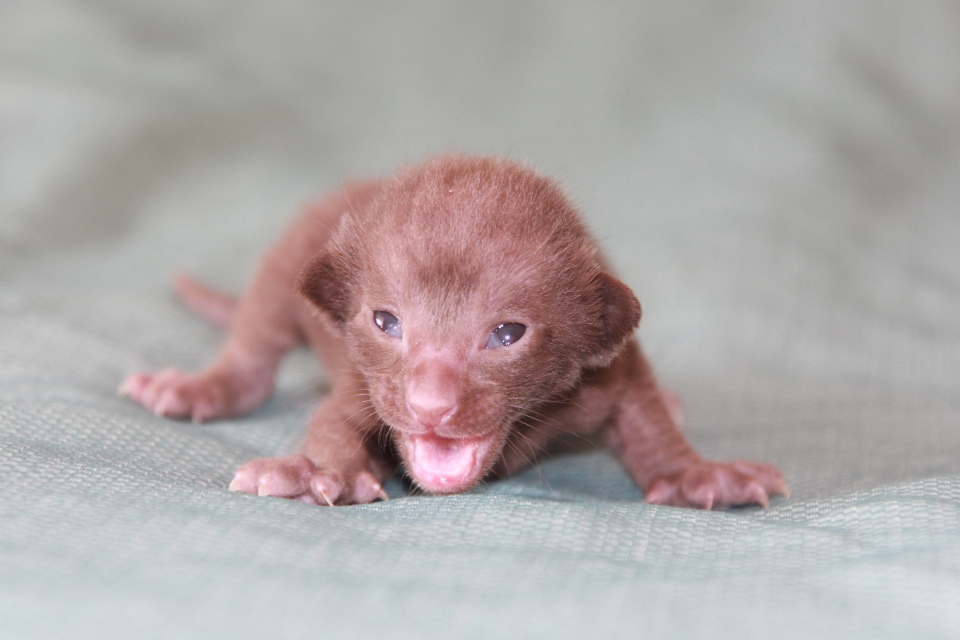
[702,491,715,511]
[117,377,135,398]
[154,394,174,418]
[318,488,335,507]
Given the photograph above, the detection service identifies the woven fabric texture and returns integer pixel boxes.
[2,2,959,638]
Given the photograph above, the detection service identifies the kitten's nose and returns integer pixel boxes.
[406,349,460,429]
[407,394,455,429]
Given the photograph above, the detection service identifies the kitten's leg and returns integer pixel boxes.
[229,382,390,505]
[612,345,787,510]
[120,246,305,423]
[229,295,392,506]
[122,185,380,422]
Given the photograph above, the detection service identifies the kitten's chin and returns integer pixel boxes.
[402,430,499,494]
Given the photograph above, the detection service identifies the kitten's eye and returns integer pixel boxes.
[485,323,526,349]
[373,310,402,339]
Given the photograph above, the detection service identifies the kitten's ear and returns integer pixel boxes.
[583,271,642,368]
[297,251,351,327]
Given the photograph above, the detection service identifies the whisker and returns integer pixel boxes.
[504,436,535,472]
[504,435,551,492]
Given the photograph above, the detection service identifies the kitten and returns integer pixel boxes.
[121,155,787,509]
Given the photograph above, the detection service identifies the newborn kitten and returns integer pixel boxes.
[121,155,787,509]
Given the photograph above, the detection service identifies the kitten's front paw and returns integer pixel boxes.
[119,363,274,423]
[119,368,232,423]
[644,460,788,510]
[229,454,388,506]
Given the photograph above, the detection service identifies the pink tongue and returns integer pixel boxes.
[411,434,478,487]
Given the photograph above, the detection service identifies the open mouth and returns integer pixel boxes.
[402,430,498,494]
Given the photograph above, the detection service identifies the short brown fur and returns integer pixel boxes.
[121,155,786,509]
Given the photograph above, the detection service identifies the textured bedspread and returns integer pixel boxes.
[2,2,959,638]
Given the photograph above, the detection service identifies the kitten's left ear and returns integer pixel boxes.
[582,271,642,368]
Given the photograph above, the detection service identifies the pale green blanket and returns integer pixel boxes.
[2,2,959,638]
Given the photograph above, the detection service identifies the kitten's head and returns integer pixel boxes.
[299,156,640,494]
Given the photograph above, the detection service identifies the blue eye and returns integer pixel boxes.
[374,310,402,339]
[485,323,526,349]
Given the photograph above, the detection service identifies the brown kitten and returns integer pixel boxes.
[121,155,787,509]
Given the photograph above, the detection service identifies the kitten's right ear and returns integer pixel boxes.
[297,251,351,327]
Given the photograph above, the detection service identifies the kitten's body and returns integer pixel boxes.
[122,156,786,509]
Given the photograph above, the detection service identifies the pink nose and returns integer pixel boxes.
[407,395,455,429]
